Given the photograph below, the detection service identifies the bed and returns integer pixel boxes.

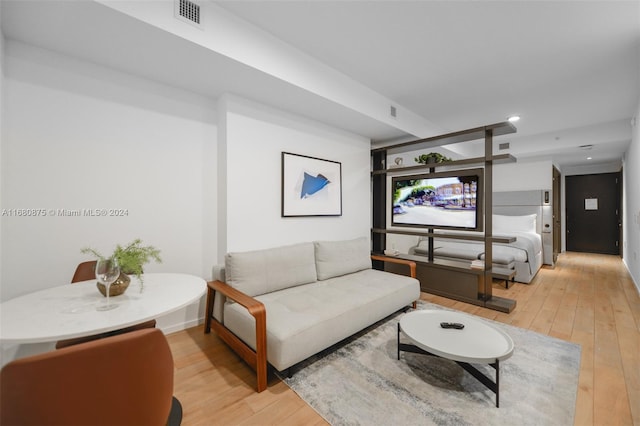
[408,214,544,283]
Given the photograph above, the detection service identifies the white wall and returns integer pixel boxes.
[1,42,217,328]
[562,161,622,176]
[493,159,553,192]
[217,95,372,256]
[623,103,640,293]
[0,5,5,296]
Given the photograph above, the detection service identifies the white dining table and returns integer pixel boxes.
[0,273,206,362]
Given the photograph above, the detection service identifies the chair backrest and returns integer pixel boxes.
[1,328,174,426]
[71,260,97,283]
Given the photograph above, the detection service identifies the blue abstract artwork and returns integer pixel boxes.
[301,173,331,198]
[282,152,342,217]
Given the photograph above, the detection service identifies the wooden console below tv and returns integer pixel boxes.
[379,253,516,313]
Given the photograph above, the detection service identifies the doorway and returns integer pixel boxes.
[565,172,621,254]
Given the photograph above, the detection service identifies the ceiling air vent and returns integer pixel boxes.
[499,142,510,150]
[175,0,201,27]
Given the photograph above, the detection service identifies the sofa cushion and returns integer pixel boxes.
[223,268,420,371]
[314,237,372,280]
[225,242,317,297]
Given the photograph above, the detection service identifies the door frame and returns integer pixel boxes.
[552,166,561,263]
[618,168,624,258]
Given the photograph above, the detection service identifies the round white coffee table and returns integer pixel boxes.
[398,309,514,407]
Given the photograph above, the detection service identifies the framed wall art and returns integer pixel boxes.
[281,152,342,217]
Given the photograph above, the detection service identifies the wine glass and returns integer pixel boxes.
[95,257,120,311]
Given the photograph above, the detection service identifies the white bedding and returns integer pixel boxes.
[484,231,542,275]
[492,244,527,263]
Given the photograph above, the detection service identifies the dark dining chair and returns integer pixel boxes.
[71,260,98,283]
[55,261,157,349]
[1,328,179,426]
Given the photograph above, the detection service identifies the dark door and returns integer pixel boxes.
[566,172,621,254]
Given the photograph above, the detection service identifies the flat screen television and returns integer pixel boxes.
[391,168,484,231]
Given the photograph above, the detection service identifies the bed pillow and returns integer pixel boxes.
[314,237,372,280]
[493,214,537,234]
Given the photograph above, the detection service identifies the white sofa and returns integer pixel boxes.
[204,237,420,392]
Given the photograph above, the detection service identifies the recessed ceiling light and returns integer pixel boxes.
[587,157,592,160]
[508,115,520,123]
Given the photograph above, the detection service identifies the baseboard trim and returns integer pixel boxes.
[622,258,640,296]
[161,317,203,335]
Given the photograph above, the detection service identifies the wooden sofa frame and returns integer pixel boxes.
[204,255,417,392]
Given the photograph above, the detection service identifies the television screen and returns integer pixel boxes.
[391,168,483,231]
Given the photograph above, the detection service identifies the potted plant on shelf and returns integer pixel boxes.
[414,152,452,165]
[81,238,162,296]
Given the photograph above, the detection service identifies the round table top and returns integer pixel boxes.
[399,310,514,364]
[0,273,206,344]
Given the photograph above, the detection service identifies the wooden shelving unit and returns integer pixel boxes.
[371,122,517,155]
[371,121,518,313]
[371,228,516,244]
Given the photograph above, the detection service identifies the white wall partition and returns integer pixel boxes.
[218,95,371,256]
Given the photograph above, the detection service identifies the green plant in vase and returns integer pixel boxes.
[414,152,452,165]
[81,238,162,296]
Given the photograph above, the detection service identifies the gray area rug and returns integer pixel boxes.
[282,302,581,426]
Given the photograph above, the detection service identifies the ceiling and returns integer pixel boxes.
[2,0,639,167]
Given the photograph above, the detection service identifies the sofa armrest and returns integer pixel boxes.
[208,280,265,317]
[370,255,418,309]
[370,255,416,278]
[204,280,268,392]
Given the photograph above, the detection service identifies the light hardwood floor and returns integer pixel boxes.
[167,252,640,425]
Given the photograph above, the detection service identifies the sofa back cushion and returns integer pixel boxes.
[225,242,317,297]
[314,237,371,280]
